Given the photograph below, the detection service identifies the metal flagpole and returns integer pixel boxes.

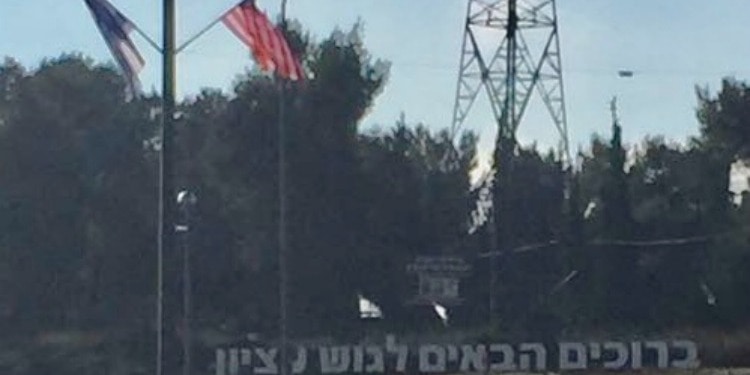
[277,77,290,375]
[179,191,196,375]
[150,0,297,373]
[175,3,237,54]
[278,3,290,375]
[157,0,177,374]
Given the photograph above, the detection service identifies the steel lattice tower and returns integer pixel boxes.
[453,0,570,320]
[451,0,570,164]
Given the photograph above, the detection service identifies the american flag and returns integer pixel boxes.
[84,0,145,97]
[222,0,304,81]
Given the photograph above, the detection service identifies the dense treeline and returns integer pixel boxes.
[0,23,748,372]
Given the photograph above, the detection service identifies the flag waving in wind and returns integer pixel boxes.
[84,0,145,97]
[222,0,304,81]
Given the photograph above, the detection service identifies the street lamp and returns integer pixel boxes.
[177,189,197,375]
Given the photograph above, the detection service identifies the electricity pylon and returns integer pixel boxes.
[451,0,570,164]
[452,0,570,320]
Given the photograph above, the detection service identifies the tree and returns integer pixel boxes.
[0,57,24,129]
[184,23,395,337]
[697,79,750,164]
[355,121,476,331]
[0,55,157,333]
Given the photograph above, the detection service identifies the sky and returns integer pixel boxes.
[2,0,750,178]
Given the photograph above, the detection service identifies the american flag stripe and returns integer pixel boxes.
[222,7,272,71]
[222,0,304,81]
[264,23,287,78]
[222,9,253,48]
[238,7,262,67]
[248,5,276,71]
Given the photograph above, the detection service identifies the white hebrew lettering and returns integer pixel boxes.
[589,343,601,360]
[630,342,643,370]
[603,342,628,370]
[319,346,351,374]
[365,346,385,373]
[213,337,701,373]
[229,348,241,375]
[519,343,546,371]
[489,344,516,371]
[419,344,446,373]
[385,335,408,372]
[446,345,459,362]
[459,345,486,372]
[352,346,365,373]
[241,349,252,367]
[255,347,279,374]
[216,349,227,375]
[645,341,669,369]
[559,342,587,370]
[671,340,700,369]
[292,346,307,374]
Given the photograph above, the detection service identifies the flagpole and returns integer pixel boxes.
[278,3,290,375]
[277,76,290,375]
[176,0,256,54]
[157,0,177,375]
[175,5,235,54]
[132,24,163,53]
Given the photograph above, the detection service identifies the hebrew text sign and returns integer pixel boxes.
[214,336,699,374]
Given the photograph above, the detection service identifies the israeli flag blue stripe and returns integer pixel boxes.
[84,0,145,97]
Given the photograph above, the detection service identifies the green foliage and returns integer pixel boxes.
[356,122,476,331]
[1,24,750,374]
[697,79,750,163]
[562,92,750,331]
[0,55,157,333]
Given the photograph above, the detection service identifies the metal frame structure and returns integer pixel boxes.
[451,0,570,164]
[453,0,570,322]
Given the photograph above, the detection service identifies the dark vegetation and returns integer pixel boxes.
[0,23,748,373]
